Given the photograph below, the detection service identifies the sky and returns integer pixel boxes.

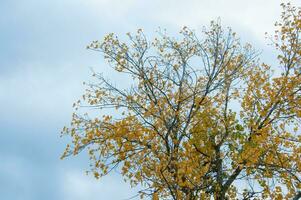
[0,0,300,199]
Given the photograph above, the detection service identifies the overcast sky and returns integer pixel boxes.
[0,0,300,199]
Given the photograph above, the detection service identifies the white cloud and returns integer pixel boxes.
[0,61,88,124]
[60,169,139,200]
[131,0,300,42]
[72,0,301,44]
[2,1,301,200]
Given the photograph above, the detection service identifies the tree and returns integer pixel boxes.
[61,3,301,199]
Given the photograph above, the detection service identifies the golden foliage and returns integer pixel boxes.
[62,3,301,199]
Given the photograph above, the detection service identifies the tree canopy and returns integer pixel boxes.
[61,3,301,200]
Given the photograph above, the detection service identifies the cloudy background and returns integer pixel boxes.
[0,0,300,199]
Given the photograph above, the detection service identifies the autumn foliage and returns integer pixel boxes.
[62,3,301,200]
